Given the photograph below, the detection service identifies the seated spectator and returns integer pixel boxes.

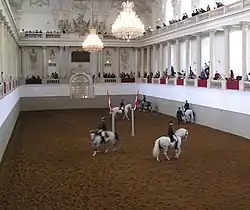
[248,73,250,81]
[214,71,222,80]
[153,71,160,78]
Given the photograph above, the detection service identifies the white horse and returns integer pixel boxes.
[110,104,132,120]
[182,107,195,124]
[90,130,119,157]
[152,128,189,161]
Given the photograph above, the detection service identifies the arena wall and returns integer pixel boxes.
[0,88,20,162]
[1,83,250,162]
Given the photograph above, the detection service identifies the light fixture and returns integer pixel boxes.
[82,0,103,53]
[111,1,145,42]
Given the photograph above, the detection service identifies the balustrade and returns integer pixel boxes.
[186,79,196,87]
[47,79,60,84]
[140,78,147,83]
[152,78,160,84]
[167,78,176,85]
[0,84,3,98]
[143,0,250,39]
[0,80,19,100]
[210,80,226,89]
[243,81,250,91]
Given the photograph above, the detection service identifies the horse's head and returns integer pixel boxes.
[89,130,95,141]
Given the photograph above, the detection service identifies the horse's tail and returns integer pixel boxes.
[115,132,119,140]
[152,138,161,158]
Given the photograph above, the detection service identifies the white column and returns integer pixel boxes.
[140,48,144,76]
[175,39,180,73]
[241,22,248,79]
[196,33,202,76]
[224,26,230,77]
[116,47,120,76]
[42,46,47,78]
[159,43,163,75]
[0,19,4,78]
[152,45,156,73]
[100,50,104,77]
[134,48,138,77]
[4,25,8,78]
[59,46,64,77]
[167,42,172,75]
[185,36,190,75]
[18,47,22,78]
[209,30,216,78]
[146,47,150,74]
[163,43,167,72]
[65,46,69,78]
[21,47,26,78]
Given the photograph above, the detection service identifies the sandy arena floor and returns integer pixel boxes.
[0,109,250,210]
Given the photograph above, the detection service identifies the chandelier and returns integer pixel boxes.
[82,28,104,53]
[111,1,145,42]
[82,0,103,53]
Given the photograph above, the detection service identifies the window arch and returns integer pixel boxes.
[70,72,95,98]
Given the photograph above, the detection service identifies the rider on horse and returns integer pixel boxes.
[176,107,183,124]
[168,120,178,149]
[96,117,108,143]
[184,100,190,112]
[120,98,125,115]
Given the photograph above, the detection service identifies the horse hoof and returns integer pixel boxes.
[104,150,108,154]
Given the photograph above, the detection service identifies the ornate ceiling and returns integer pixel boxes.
[8,0,156,13]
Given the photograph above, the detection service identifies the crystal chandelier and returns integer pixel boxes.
[82,0,103,53]
[111,1,145,42]
[82,28,104,53]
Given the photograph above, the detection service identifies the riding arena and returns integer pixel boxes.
[1,85,250,209]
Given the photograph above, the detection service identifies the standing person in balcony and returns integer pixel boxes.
[230,70,234,80]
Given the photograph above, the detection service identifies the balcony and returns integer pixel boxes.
[0,80,19,99]
[141,0,250,46]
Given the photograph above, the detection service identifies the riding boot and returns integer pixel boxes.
[175,141,178,149]
[101,136,105,144]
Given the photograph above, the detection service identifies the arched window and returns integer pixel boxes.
[201,36,210,69]
[165,0,173,24]
[180,0,192,16]
[70,73,95,98]
[230,30,242,76]
[200,0,215,9]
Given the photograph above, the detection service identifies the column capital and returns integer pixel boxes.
[42,46,47,49]
[184,35,192,40]
[209,29,216,36]
[195,32,203,37]
[241,21,249,30]
[133,47,139,52]
[222,25,232,31]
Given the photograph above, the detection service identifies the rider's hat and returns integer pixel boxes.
[178,107,181,109]
[101,117,106,121]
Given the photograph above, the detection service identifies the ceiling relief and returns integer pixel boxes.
[9,0,155,31]
[29,0,49,7]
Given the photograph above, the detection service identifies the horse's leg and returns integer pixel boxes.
[175,147,181,159]
[104,143,109,154]
[125,111,129,120]
[163,147,170,161]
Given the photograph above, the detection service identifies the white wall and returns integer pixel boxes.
[180,41,186,72]
[190,38,197,73]
[230,29,242,77]
[214,32,225,75]
[1,83,250,162]
[201,36,210,69]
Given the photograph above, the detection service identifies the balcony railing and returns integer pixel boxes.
[142,0,250,39]
[0,79,19,100]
